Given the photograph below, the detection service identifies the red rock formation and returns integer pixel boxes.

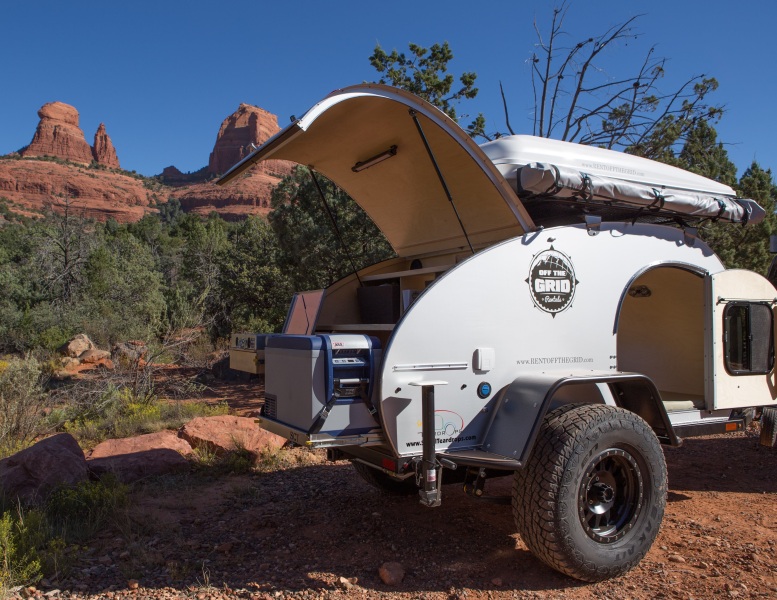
[20,101,94,164]
[171,167,286,220]
[92,122,120,169]
[178,415,286,457]
[161,165,186,184]
[160,165,211,187]
[172,104,294,218]
[0,434,89,503]
[3,100,292,223]
[0,159,163,222]
[208,103,288,176]
[58,333,95,358]
[87,431,192,483]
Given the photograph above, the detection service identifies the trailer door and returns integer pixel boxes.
[705,269,777,409]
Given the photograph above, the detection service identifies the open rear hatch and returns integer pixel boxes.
[218,84,535,257]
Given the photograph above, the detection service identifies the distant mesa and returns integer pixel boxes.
[160,103,287,187]
[208,103,284,176]
[20,101,121,168]
[167,102,293,220]
[160,165,211,187]
[2,99,292,222]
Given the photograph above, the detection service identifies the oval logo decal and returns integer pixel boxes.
[527,247,578,316]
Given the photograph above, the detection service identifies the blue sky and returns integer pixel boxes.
[2,1,776,179]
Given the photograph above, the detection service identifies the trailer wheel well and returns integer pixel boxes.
[482,373,678,468]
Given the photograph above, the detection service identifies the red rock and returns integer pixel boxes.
[378,562,405,585]
[208,104,286,176]
[215,541,233,554]
[79,348,111,364]
[59,356,81,369]
[2,100,292,223]
[87,431,193,483]
[111,340,148,363]
[178,415,285,457]
[0,433,88,503]
[0,160,159,222]
[92,123,120,169]
[161,165,188,186]
[337,576,355,590]
[165,103,295,220]
[171,171,286,221]
[39,101,79,126]
[58,333,94,358]
[95,358,115,370]
[20,102,94,165]
[90,430,193,459]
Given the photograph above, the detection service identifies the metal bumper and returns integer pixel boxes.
[255,415,386,449]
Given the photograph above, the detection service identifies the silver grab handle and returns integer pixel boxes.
[335,378,368,386]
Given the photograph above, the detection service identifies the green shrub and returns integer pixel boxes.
[220,445,255,474]
[192,445,255,475]
[0,357,47,457]
[159,400,229,424]
[0,476,129,589]
[112,402,162,439]
[0,508,43,591]
[57,376,228,448]
[45,476,128,543]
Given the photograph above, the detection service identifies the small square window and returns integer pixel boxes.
[723,302,774,375]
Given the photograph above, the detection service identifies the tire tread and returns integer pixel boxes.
[760,406,777,448]
[513,403,667,581]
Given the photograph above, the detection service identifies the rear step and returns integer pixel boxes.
[672,417,745,439]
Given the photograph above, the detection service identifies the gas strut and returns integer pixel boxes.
[409,109,475,255]
[309,168,363,286]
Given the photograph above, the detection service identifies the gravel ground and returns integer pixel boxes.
[9,426,777,600]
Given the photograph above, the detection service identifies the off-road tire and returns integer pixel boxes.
[760,406,777,448]
[352,461,418,496]
[513,404,667,582]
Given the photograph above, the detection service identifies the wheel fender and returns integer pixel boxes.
[482,372,679,465]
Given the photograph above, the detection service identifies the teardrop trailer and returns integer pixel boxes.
[219,84,777,582]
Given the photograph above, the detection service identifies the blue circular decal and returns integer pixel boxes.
[477,382,492,399]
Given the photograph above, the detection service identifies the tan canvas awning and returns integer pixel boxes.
[218,84,535,257]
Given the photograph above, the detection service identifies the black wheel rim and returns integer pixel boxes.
[578,447,644,543]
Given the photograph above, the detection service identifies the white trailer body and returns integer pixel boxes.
[219,84,777,582]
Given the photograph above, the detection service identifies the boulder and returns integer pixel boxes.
[92,123,120,169]
[87,431,192,483]
[79,348,111,364]
[20,102,94,165]
[58,333,94,358]
[59,356,81,369]
[111,340,147,363]
[378,562,405,586]
[179,415,285,457]
[0,434,88,504]
[90,431,193,458]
